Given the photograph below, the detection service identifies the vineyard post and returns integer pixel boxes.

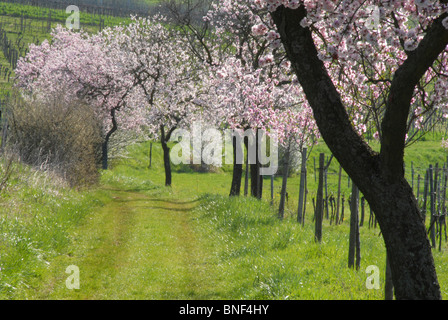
[439,168,447,251]
[429,164,436,248]
[422,168,429,221]
[336,164,342,224]
[314,153,324,242]
[360,196,365,227]
[417,174,421,205]
[348,182,360,270]
[297,147,307,224]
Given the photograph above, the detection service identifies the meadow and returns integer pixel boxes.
[2,134,447,299]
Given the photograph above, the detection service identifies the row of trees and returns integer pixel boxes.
[14,2,320,192]
[12,0,448,299]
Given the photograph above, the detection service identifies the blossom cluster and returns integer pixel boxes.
[249,0,448,140]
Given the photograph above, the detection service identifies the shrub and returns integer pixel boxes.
[5,94,102,187]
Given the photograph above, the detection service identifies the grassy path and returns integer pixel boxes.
[20,187,222,300]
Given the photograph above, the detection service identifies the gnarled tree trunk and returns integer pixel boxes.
[229,134,243,196]
[102,108,118,170]
[250,129,263,199]
[160,125,173,187]
[271,5,446,299]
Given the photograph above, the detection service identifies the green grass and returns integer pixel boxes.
[192,193,385,299]
[94,138,448,299]
[0,2,135,28]
[2,134,448,300]
[0,160,105,299]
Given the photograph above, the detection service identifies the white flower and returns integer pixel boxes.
[251,23,268,36]
[287,0,300,9]
[300,17,312,28]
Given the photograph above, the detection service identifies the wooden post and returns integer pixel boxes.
[360,196,365,227]
[330,196,335,225]
[422,169,429,221]
[278,147,290,219]
[297,148,307,224]
[323,155,333,220]
[416,174,421,205]
[440,168,447,251]
[348,182,360,270]
[336,165,342,226]
[429,164,436,248]
[340,195,345,224]
[314,153,324,243]
[244,149,249,197]
[302,174,307,227]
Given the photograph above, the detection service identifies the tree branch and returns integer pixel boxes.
[380,12,448,182]
[270,5,379,193]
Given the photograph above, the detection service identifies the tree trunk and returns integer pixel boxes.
[102,108,118,170]
[230,134,243,196]
[101,140,109,170]
[160,125,172,187]
[250,130,262,199]
[385,253,394,300]
[368,179,440,299]
[148,142,152,169]
[271,5,443,299]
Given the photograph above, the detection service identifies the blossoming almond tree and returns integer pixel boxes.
[205,52,318,198]
[198,0,319,197]
[16,16,202,186]
[271,105,317,219]
[107,16,204,186]
[15,25,146,170]
[259,0,448,299]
